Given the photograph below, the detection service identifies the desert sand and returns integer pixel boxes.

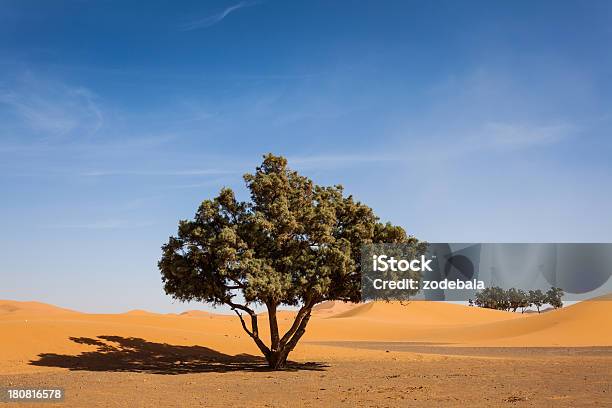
[0,298,610,407]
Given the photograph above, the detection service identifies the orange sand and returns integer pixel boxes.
[1,297,611,375]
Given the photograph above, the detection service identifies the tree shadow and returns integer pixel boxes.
[30,335,327,375]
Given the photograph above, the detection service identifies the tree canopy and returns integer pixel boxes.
[158,154,420,368]
[472,286,564,313]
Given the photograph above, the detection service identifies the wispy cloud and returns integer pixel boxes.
[46,219,153,230]
[481,121,574,149]
[180,1,260,31]
[0,74,103,138]
[81,169,237,177]
[288,153,402,169]
[406,120,577,166]
[166,178,232,189]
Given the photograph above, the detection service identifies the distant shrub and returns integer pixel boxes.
[470,286,564,313]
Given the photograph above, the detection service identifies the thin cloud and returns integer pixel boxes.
[0,134,176,158]
[46,219,153,230]
[81,169,237,177]
[288,153,403,169]
[0,75,103,138]
[180,1,260,31]
[481,121,574,149]
[166,178,230,189]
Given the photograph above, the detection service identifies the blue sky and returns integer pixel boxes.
[1,0,611,313]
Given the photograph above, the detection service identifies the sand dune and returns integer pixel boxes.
[328,300,522,324]
[305,299,612,346]
[123,309,158,316]
[0,299,80,315]
[439,298,612,346]
[179,310,214,318]
[1,297,610,375]
[311,300,361,316]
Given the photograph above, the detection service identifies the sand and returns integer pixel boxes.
[0,298,610,406]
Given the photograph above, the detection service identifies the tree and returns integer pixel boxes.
[472,287,563,313]
[158,154,420,369]
[473,288,492,309]
[517,289,531,314]
[545,287,564,309]
[507,288,528,313]
[528,289,547,313]
[474,286,509,310]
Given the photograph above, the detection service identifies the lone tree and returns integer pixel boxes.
[158,154,419,369]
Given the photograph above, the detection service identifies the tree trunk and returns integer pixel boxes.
[266,303,283,369]
[232,299,317,370]
[265,304,315,369]
[267,303,280,352]
[267,349,287,369]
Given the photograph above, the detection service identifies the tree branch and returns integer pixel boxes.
[227,276,246,289]
[275,304,315,367]
[285,308,312,352]
[226,300,255,316]
[233,309,254,337]
[279,296,318,348]
[227,300,270,358]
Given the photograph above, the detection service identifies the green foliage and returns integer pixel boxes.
[473,286,563,313]
[158,154,419,368]
[545,287,564,309]
[507,288,529,312]
[528,289,547,313]
[474,287,509,310]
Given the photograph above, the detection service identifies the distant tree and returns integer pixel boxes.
[528,289,547,313]
[158,154,422,369]
[494,286,511,311]
[516,289,531,314]
[473,287,563,313]
[474,286,509,310]
[545,287,564,309]
[507,288,528,313]
[473,288,492,309]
